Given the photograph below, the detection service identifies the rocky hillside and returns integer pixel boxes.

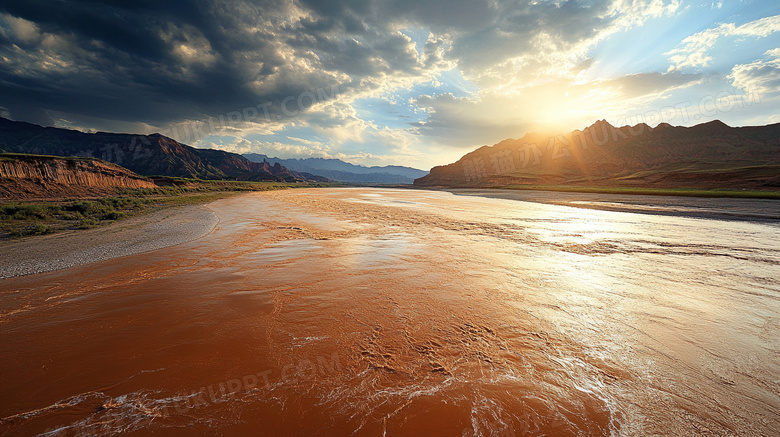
[0,154,156,200]
[0,117,319,182]
[415,120,780,189]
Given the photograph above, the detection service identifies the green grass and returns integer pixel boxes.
[494,185,780,199]
[0,180,336,240]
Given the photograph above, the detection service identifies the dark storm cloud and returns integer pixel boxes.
[0,0,664,130]
[0,0,339,127]
[0,0,436,127]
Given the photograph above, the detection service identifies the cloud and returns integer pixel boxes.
[729,48,780,97]
[444,0,681,88]
[599,70,703,98]
[411,70,702,149]
[0,1,365,126]
[0,0,683,128]
[666,14,780,70]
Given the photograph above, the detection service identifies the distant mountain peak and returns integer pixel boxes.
[701,119,729,127]
[622,122,650,130]
[592,119,614,128]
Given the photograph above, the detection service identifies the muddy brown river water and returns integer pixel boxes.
[1,188,779,436]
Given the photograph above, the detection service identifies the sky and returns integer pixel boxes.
[0,0,778,170]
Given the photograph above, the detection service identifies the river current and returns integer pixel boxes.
[1,188,778,436]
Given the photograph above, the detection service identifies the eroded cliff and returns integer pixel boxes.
[0,155,156,199]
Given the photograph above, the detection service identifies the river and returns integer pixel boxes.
[1,188,778,436]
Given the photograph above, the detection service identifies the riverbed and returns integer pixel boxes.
[1,188,778,436]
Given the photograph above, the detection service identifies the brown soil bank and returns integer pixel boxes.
[0,154,156,200]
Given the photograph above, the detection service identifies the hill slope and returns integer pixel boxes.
[244,153,427,184]
[414,120,780,189]
[0,153,156,200]
[0,118,317,182]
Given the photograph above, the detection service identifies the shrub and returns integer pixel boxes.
[65,201,98,214]
[77,218,100,229]
[103,210,125,220]
[30,223,53,235]
[8,223,53,237]
[2,204,53,220]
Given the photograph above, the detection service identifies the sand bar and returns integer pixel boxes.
[0,205,218,279]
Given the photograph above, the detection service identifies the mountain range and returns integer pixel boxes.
[0,117,322,182]
[244,153,428,184]
[414,120,780,189]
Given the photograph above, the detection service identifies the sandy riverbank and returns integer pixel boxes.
[0,204,218,279]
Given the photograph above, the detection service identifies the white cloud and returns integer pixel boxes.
[451,0,682,90]
[666,15,780,70]
[729,48,780,97]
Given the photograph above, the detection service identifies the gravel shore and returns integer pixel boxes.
[0,205,218,279]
